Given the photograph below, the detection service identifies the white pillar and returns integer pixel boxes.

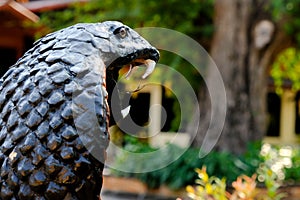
[280,90,296,143]
[148,84,162,137]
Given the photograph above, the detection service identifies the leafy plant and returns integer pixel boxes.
[270,47,300,93]
[230,174,257,200]
[186,166,229,200]
[284,147,300,182]
[265,0,300,92]
[112,141,263,189]
[257,165,286,200]
[256,143,296,200]
[186,166,259,200]
[112,140,300,196]
[35,0,213,40]
[269,0,300,45]
[186,166,282,200]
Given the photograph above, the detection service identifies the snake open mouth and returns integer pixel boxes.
[124,59,156,79]
[108,48,159,80]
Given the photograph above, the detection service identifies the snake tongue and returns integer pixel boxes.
[142,59,156,79]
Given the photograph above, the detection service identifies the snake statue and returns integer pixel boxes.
[0,21,159,199]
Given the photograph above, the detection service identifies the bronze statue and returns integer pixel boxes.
[0,21,159,199]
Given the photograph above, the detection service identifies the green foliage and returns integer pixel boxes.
[37,0,214,38]
[122,134,156,153]
[270,48,300,93]
[284,147,300,182]
[239,142,265,175]
[268,0,300,45]
[113,140,300,192]
[112,141,262,189]
[268,1,300,92]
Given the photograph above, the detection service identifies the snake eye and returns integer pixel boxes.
[119,27,127,38]
[114,27,128,38]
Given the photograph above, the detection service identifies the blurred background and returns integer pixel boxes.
[1,0,300,199]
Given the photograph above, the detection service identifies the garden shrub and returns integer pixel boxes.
[112,138,263,189]
[112,138,300,191]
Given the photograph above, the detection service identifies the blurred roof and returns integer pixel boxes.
[0,0,88,23]
[0,0,39,23]
[0,0,88,35]
[0,0,89,59]
[21,0,89,12]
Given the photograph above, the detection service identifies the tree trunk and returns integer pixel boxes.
[192,0,291,154]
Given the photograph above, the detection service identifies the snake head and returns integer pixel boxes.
[91,21,159,79]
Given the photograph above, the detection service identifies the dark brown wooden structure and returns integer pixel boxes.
[0,0,87,76]
[0,0,39,75]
